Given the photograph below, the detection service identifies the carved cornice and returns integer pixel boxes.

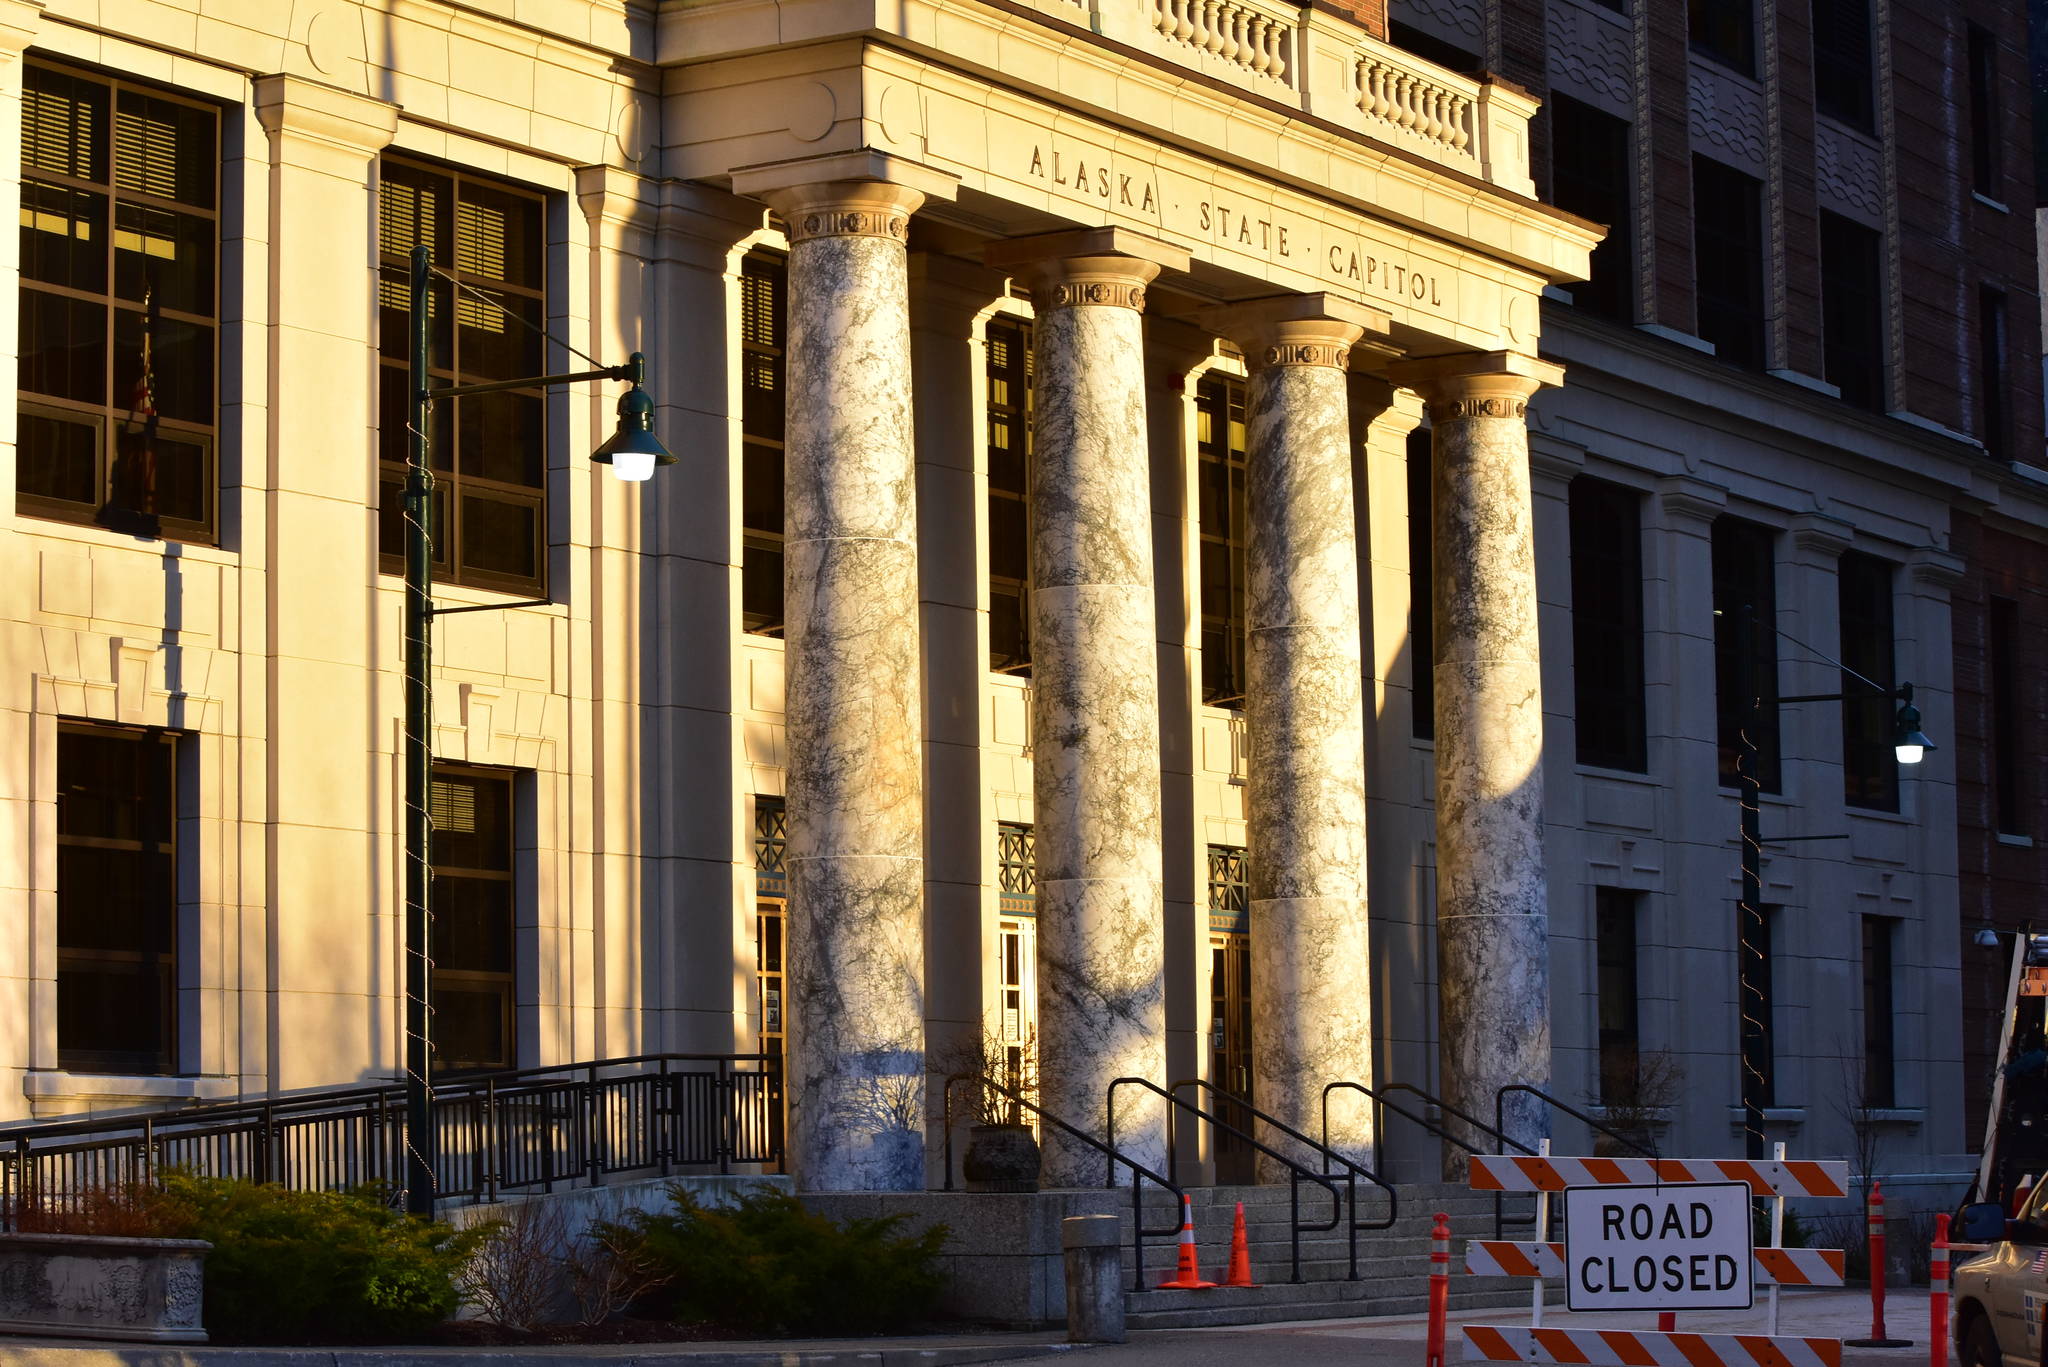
[1655,475,1728,528]
[1789,513,1855,559]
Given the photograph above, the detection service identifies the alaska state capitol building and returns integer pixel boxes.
[0,0,2039,1204]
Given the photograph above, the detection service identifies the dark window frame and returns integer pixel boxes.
[428,762,520,1074]
[18,59,221,545]
[987,315,1034,675]
[740,249,787,636]
[1861,915,1896,1108]
[377,156,550,598]
[1838,550,1898,812]
[56,721,181,1076]
[1714,517,1782,792]
[1595,888,1642,1104]
[1992,597,2024,835]
[1811,0,1875,130]
[1967,24,2001,200]
[1549,96,1635,322]
[1693,156,1766,369]
[1690,0,1757,73]
[1196,374,1250,708]
[997,821,1036,903]
[1570,477,1649,772]
[1819,211,1885,410]
[1979,284,2009,459]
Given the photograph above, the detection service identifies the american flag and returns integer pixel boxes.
[2028,1250,2048,1275]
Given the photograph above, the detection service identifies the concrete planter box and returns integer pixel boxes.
[0,1232,209,1342]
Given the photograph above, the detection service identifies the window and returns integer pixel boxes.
[753,795,787,1147]
[1207,844,1249,934]
[1860,916,1896,1107]
[1409,426,1436,740]
[1967,24,2000,199]
[997,821,1036,912]
[1690,0,1756,72]
[1693,157,1766,368]
[1838,551,1898,811]
[429,766,517,1072]
[987,317,1034,674]
[1550,97,1634,322]
[1387,21,1482,71]
[57,724,179,1074]
[1595,889,1641,1104]
[1714,517,1781,791]
[18,63,219,542]
[1196,375,1250,707]
[1739,903,1778,1108]
[1992,598,2024,835]
[1811,0,1874,129]
[1819,212,1884,411]
[1979,285,2009,459]
[1570,478,1648,771]
[740,250,788,635]
[377,160,547,595]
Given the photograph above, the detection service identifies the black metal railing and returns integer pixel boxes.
[1170,1077,1400,1278]
[940,1073,1184,1292]
[1322,1079,1541,1238]
[0,1053,782,1228]
[1495,1084,1657,1160]
[1108,1076,1344,1284]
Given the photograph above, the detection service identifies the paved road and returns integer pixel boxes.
[1040,1288,1940,1367]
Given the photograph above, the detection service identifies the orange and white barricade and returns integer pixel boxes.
[1463,1325,1842,1367]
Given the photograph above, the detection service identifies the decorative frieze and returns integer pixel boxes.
[1688,61,1767,177]
[1049,280,1147,310]
[787,205,912,243]
[1815,118,1884,228]
[1431,395,1528,420]
[1547,0,1634,117]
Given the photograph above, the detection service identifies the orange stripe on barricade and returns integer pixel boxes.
[1673,1333,1730,1367]
[1466,1154,1848,1197]
[1461,1327,1842,1367]
[1466,1326,1519,1361]
[1536,1329,1592,1364]
[1600,1330,1662,1367]
[1586,1157,1631,1185]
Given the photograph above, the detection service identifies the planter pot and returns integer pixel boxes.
[0,1233,210,1343]
[963,1123,1041,1193]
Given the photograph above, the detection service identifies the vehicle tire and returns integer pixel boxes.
[1960,1310,2002,1367]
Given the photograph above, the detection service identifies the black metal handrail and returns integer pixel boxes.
[1171,1077,1399,1278]
[1107,1076,1342,1284]
[1496,1084,1657,1160]
[940,1073,1182,1292]
[1322,1079,1541,1239]
[0,1053,782,1228]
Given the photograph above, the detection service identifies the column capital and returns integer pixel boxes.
[984,226,1191,312]
[1788,512,1856,560]
[1656,474,1728,528]
[253,75,399,161]
[1352,375,1425,442]
[730,149,958,243]
[1385,349,1564,420]
[1200,293,1392,370]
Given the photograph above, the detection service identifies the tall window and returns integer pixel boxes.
[378,160,547,595]
[1838,551,1898,811]
[57,724,179,1074]
[1550,97,1634,322]
[1861,916,1896,1107]
[996,822,1036,1087]
[1992,598,2024,835]
[1967,24,2001,199]
[987,317,1034,673]
[1713,517,1781,791]
[1811,0,1874,129]
[1693,157,1766,368]
[19,63,219,542]
[1196,375,1250,706]
[1409,427,1436,739]
[1819,213,1884,411]
[1690,0,1756,72]
[430,765,517,1072]
[1595,889,1641,1103]
[1979,285,2009,459]
[753,796,787,1151]
[740,250,787,635]
[1570,478,1648,771]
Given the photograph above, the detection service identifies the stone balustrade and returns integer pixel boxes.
[1148,0,1296,86]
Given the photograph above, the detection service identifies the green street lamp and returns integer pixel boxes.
[401,243,674,1217]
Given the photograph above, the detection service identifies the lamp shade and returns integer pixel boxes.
[591,385,675,482]
[1893,699,1934,765]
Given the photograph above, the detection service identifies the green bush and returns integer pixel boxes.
[599,1184,947,1335]
[149,1174,487,1343]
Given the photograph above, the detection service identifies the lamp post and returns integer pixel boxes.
[402,243,674,1217]
[1730,603,1936,1160]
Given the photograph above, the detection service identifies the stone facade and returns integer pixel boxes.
[0,0,2024,1205]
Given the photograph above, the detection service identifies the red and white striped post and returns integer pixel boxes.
[1848,1180,1912,1347]
[1426,1212,1451,1367]
[1930,1213,1950,1367]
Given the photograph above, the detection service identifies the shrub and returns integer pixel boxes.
[599,1185,947,1335]
[147,1174,487,1343]
[10,1180,165,1237]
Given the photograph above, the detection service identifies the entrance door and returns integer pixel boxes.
[1210,931,1254,1184]
[756,899,786,1156]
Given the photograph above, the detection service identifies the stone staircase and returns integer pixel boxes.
[1117,1181,1561,1329]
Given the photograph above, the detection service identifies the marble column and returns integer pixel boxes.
[735,155,955,1191]
[1386,351,1563,1176]
[984,229,1190,1186]
[1204,296,1389,1177]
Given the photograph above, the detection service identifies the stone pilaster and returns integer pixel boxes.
[985,228,1190,1185]
[733,153,957,1192]
[1386,350,1563,1174]
[1203,295,1389,1175]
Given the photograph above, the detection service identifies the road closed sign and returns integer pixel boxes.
[1562,1181,1754,1311]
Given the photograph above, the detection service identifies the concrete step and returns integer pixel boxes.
[1123,1278,1538,1329]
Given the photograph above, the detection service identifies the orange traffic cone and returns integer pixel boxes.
[1157,1193,1217,1288]
[1221,1200,1258,1288]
